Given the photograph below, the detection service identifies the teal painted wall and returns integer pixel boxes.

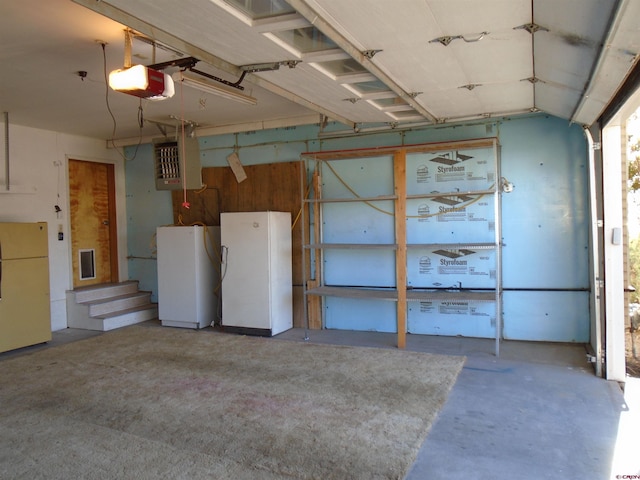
[125,113,589,342]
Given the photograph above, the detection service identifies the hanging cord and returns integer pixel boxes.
[193,183,208,194]
[323,160,491,219]
[100,42,142,161]
[323,161,393,216]
[154,222,226,326]
[292,182,312,230]
[178,71,190,210]
[54,159,62,216]
[192,221,225,327]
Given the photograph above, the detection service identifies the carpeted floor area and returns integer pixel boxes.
[0,325,464,479]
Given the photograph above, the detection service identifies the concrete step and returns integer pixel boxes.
[66,281,157,332]
[87,291,152,317]
[70,281,140,303]
[97,304,159,331]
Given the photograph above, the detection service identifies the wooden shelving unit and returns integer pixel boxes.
[301,137,503,354]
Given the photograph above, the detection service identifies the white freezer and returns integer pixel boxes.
[220,211,292,336]
[157,225,221,329]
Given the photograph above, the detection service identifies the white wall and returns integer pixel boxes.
[125,114,591,343]
[0,122,127,331]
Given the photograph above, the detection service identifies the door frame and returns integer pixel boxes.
[105,161,119,282]
[68,158,119,287]
[600,124,626,382]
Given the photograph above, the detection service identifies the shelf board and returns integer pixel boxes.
[305,243,398,250]
[406,290,497,302]
[306,286,498,303]
[406,242,496,250]
[307,286,398,300]
[305,243,495,250]
[301,138,497,161]
[305,194,397,203]
[406,188,496,200]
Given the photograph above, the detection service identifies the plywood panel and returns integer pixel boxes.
[69,159,115,287]
[171,161,307,327]
[171,187,221,226]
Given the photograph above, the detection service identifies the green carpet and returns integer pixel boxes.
[0,325,464,479]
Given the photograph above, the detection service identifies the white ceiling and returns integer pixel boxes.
[1,0,639,143]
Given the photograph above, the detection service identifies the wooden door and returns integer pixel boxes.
[69,159,118,287]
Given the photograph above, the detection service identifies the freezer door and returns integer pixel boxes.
[156,226,220,329]
[0,222,48,260]
[221,213,271,330]
[220,212,292,335]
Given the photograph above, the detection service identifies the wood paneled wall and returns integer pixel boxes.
[171,161,309,327]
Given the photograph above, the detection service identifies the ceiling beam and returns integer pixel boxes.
[72,0,358,129]
[571,0,639,126]
[109,113,323,148]
[286,0,439,124]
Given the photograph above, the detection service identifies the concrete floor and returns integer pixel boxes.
[277,328,631,480]
[3,324,635,479]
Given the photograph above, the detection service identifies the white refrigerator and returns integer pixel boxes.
[157,225,221,329]
[220,211,292,336]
